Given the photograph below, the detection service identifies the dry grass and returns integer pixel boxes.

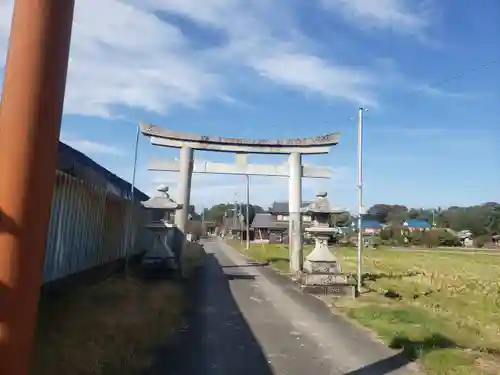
[229,241,500,375]
[31,275,184,375]
[182,241,208,278]
[31,244,206,375]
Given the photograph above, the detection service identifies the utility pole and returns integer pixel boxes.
[234,192,242,243]
[356,107,365,295]
[125,124,140,275]
[201,206,205,235]
[233,195,237,234]
[246,175,250,250]
[0,1,75,374]
[240,206,243,244]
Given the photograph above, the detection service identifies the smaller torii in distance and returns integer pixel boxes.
[139,122,341,272]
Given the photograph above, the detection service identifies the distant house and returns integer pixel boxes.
[250,201,313,243]
[269,201,313,224]
[352,219,383,235]
[221,212,250,239]
[458,230,474,247]
[203,221,217,235]
[403,219,431,231]
[492,234,500,247]
[251,213,288,243]
[188,205,201,221]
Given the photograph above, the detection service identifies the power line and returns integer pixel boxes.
[427,59,498,89]
[341,58,499,122]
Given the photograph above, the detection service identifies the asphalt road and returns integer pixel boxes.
[146,239,418,375]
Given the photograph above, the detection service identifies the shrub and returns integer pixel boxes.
[408,230,424,245]
[384,225,407,246]
[379,229,391,242]
[421,230,440,248]
[474,234,491,248]
[433,229,462,247]
[338,235,351,247]
[370,236,382,248]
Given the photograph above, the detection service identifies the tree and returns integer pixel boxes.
[203,203,265,225]
[365,202,499,248]
[203,204,232,224]
[366,204,408,223]
[366,202,499,237]
[436,203,500,236]
[331,212,351,226]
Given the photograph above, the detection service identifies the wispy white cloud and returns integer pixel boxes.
[0,1,12,64]
[136,0,380,107]
[252,53,378,107]
[320,0,432,39]
[61,133,125,156]
[0,0,458,118]
[411,84,472,99]
[65,0,224,117]
[0,0,384,117]
[372,58,473,100]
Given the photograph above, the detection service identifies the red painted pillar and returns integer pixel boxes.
[0,1,75,374]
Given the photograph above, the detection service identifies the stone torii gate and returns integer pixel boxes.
[139,123,340,272]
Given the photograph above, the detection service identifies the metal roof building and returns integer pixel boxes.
[57,141,148,201]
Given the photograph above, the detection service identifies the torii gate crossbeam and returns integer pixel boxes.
[148,159,333,178]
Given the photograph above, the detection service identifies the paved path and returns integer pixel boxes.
[147,239,418,375]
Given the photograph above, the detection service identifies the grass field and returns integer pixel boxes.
[227,240,312,273]
[32,242,206,375]
[228,240,500,375]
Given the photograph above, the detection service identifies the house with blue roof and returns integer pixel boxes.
[403,219,431,231]
[351,218,383,235]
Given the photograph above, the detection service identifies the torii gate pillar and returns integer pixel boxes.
[0,1,75,374]
[175,146,194,251]
[289,152,303,272]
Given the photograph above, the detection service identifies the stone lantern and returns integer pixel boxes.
[141,185,180,221]
[140,185,182,273]
[298,192,355,297]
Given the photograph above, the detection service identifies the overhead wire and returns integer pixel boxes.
[426,59,498,89]
[326,58,499,205]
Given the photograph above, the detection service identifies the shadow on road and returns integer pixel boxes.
[225,273,257,280]
[344,332,500,374]
[361,270,425,283]
[343,352,411,375]
[342,335,439,374]
[222,261,269,268]
[266,257,289,263]
[145,253,274,375]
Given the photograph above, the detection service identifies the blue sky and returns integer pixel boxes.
[1,0,499,212]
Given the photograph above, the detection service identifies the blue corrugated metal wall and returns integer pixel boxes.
[43,171,153,283]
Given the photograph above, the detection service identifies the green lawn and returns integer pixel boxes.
[228,240,500,375]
